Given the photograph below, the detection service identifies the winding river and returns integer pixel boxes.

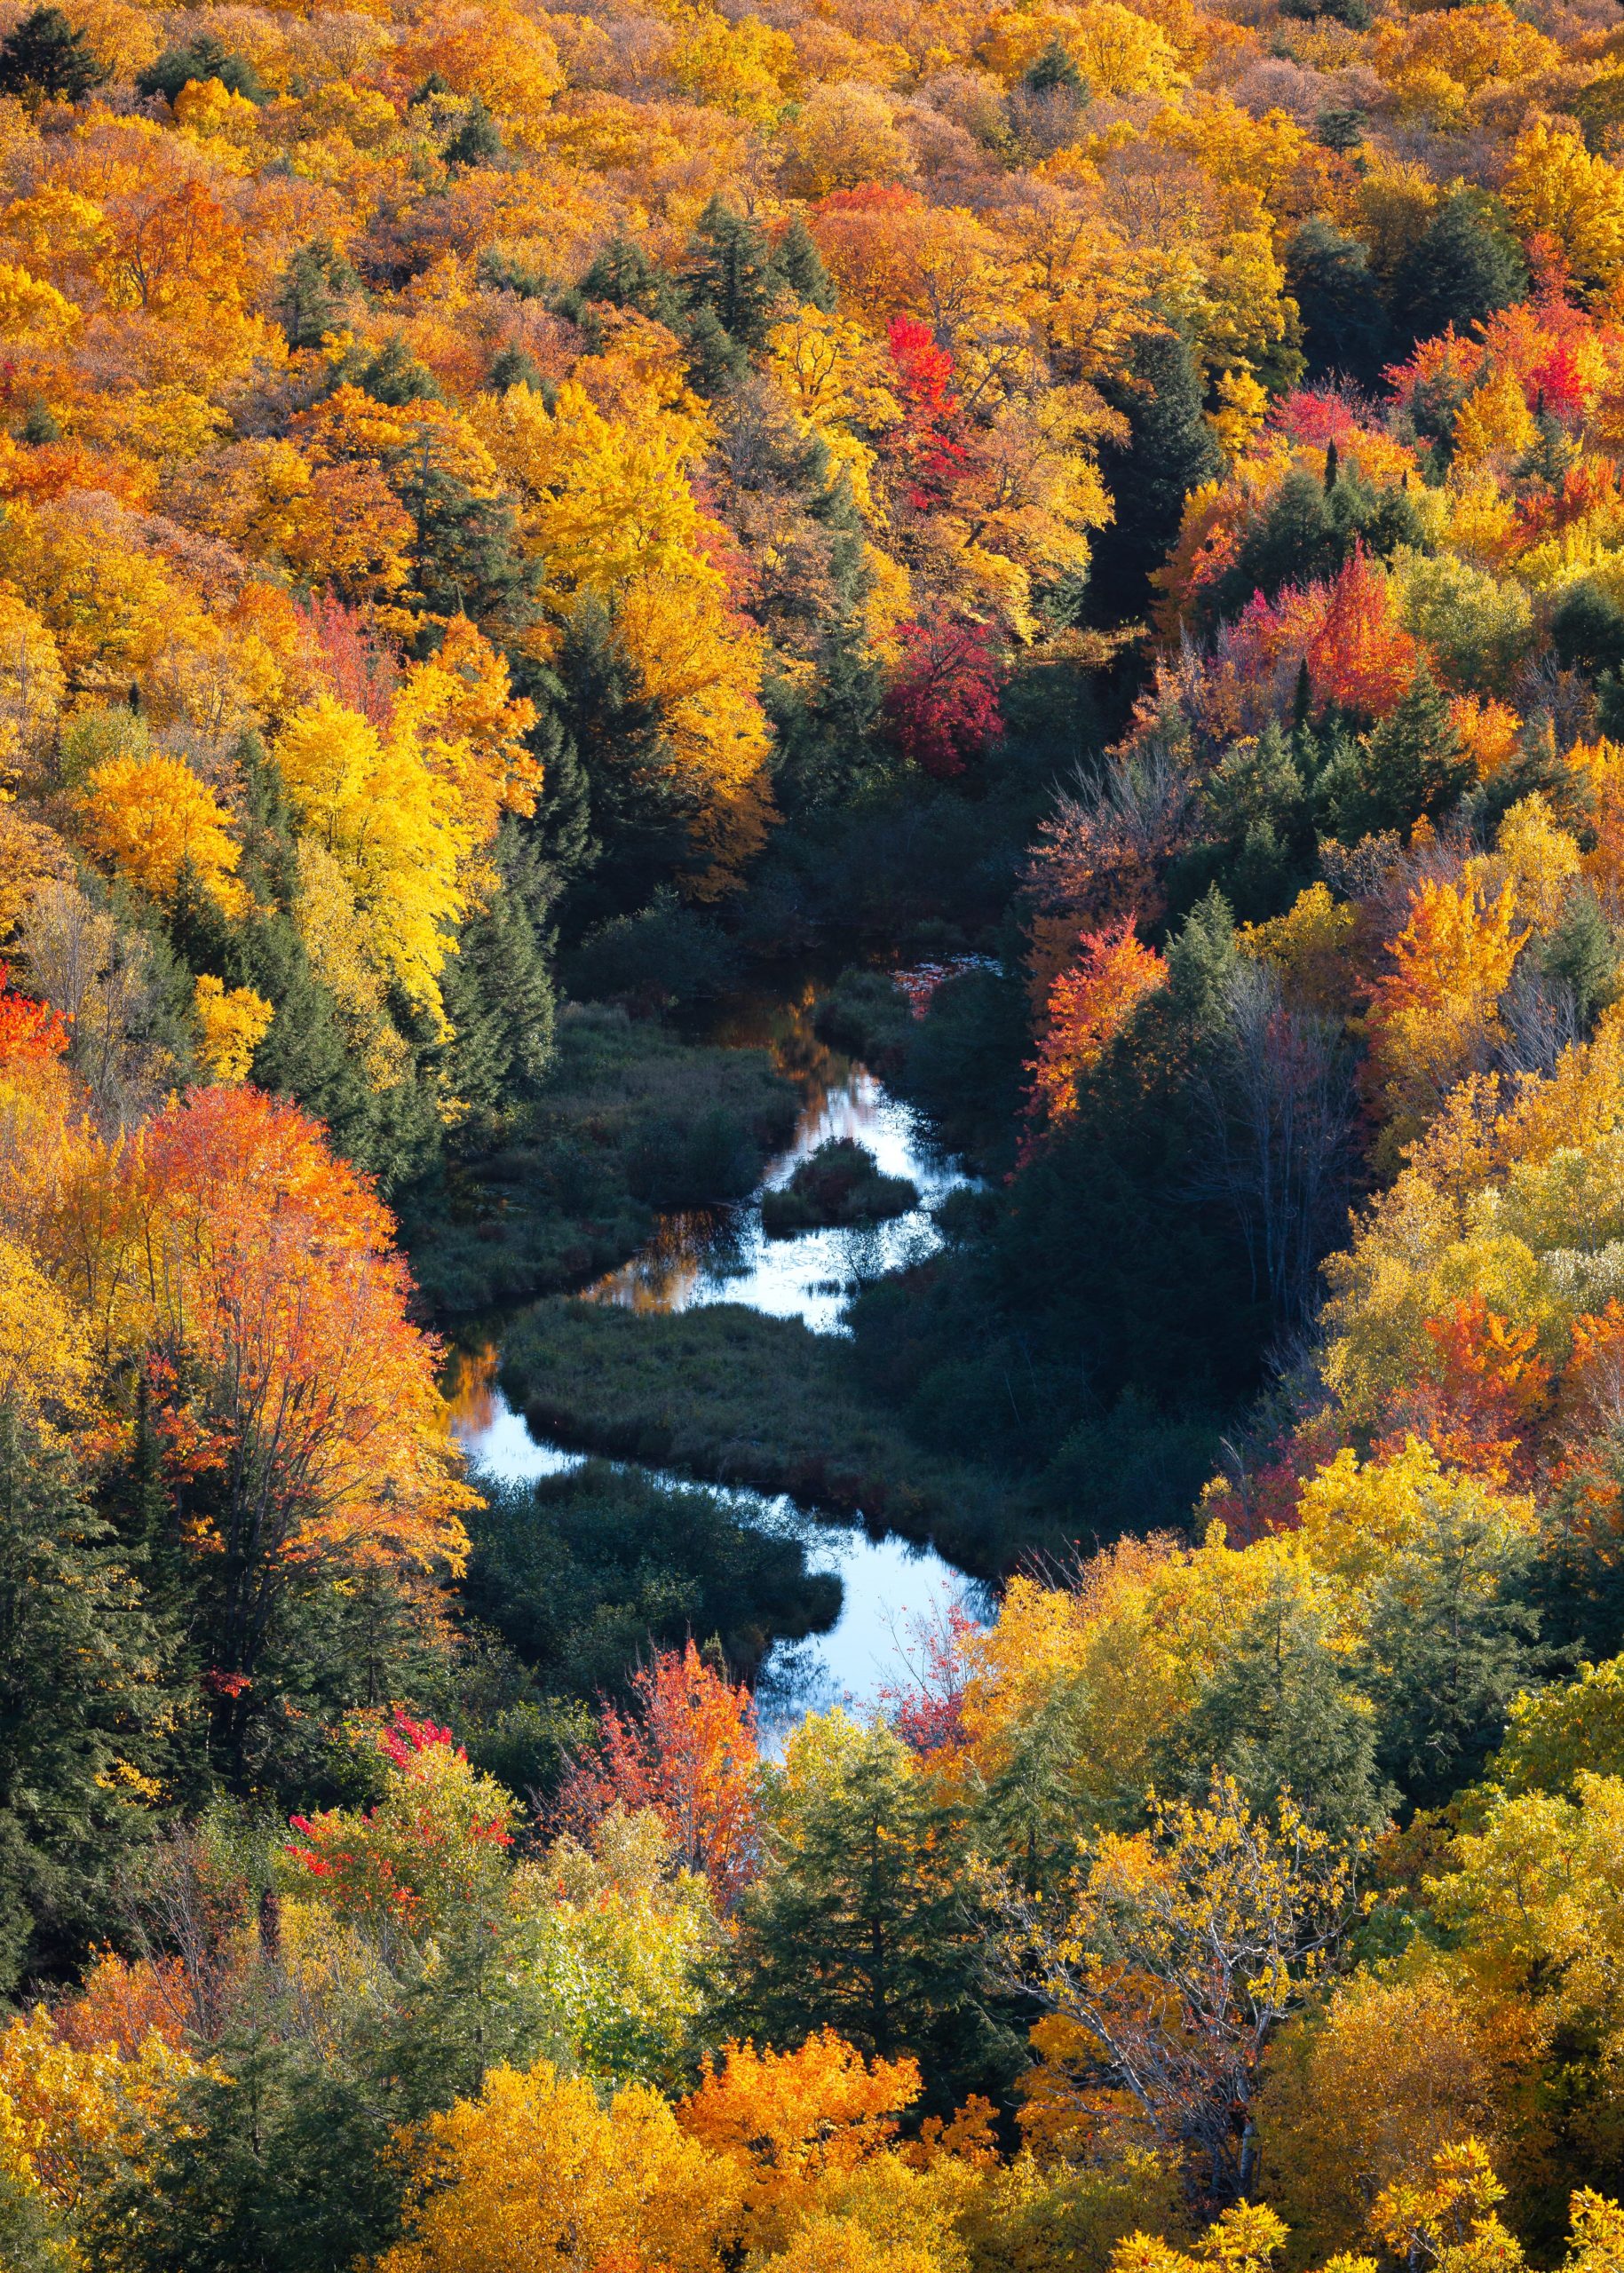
[448,980,990,1728]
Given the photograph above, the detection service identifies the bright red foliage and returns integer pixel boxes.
[887,315,970,509]
[0,964,67,1065]
[555,1642,760,1909]
[1230,549,1418,722]
[882,619,1003,779]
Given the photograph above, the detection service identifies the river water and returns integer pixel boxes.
[448,980,989,1724]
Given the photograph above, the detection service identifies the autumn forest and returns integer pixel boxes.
[11,0,1624,2259]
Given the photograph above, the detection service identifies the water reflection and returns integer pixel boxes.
[447,973,993,1723]
[581,988,971,1334]
[450,1371,986,1731]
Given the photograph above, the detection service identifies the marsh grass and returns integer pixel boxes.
[406,1005,799,1312]
[760,1138,918,1237]
[498,1298,1032,1577]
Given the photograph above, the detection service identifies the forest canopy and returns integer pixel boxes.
[11,0,1624,2258]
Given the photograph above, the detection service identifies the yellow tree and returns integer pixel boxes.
[992,1778,1365,2207]
[1261,1968,1502,2258]
[476,377,775,891]
[193,977,273,1084]
[677,2032,923,2255]
[378,2059,738,2273]
[274,693,468,1030]
[1364,877,1529,1141]
[1503,123,1624,291]
[75,751,246,915]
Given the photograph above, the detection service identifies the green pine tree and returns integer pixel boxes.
[397,445,535,630]
[358,333,442,406]
[1023,35,1084,91]
[1153,1571,1389,1834]
[773,214,836,310]
[1542,886,1620,1033]
[0,5,105,100]
[0,1404,168,1992]
[1327,663,1472,842]
[444,93,503,168]
[1361,1503,1545,1810]
[1203,720,1310,845]
[486,344,545,394]
[727,1720,1009,2108]
[572,234,679,322]
[1285,218,1390,391]
[136,29,262,103]
[441,819,558,1132]
[1167,886,1240,1028]
[1088,326,1220,623]
[277,240,360,352]
[1391,190,1528,347]
[683,195,781,350]
[91,2036,405,2273]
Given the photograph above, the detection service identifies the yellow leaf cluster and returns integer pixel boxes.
[75,751,246,917]
[193,975,274,1083]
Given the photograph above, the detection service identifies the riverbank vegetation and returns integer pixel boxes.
[461,1461,841,1750]
[759,1137,918,1234]
[499,1298,1018,1568]
[403,1005,798,1311]
[18,0,1624,2245]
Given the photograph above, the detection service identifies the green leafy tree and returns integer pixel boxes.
[0,2166,72,2273]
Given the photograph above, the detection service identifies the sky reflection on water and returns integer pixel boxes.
[448,978,987,1720]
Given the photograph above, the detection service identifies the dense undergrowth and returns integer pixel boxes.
[498,1298,1021,1570]
[401,1003,799,1311]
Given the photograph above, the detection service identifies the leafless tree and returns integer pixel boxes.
[1496,954,1587,1080]
[1189,960,1359,1332]
[19,878,175,1129]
